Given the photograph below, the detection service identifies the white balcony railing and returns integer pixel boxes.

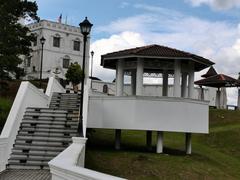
[87,96,209,133]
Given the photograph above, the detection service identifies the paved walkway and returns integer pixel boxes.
[0,170,51,180]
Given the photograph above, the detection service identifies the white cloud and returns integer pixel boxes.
[93,5,240,104]
[186,0,240,10]
[91,31,145,82]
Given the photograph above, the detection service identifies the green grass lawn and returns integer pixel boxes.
[85,109,240,180]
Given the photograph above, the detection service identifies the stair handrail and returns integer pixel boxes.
[0,82,49,172]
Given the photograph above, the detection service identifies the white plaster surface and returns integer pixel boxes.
[0,82,49,172]
[49,137,125,180]
[87,96,209,133]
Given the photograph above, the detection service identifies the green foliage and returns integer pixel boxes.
[65,62,83,86]
[0,0,39,80]
[0,97,13,132]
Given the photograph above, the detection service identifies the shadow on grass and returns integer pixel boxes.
[87,139,188,156]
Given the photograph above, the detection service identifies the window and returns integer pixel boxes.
[32,34,37,46]
[63,56,70,68]
[53,34,60,47]
[73,40,80,51]
[27,57,31,67]
[33,66,36,72]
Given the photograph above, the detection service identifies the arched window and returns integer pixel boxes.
[73,38,80,51]
[53,34,61,47]
[63,55,70,68]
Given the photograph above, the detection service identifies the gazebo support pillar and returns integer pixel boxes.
[115,129,121,150]
[162,70,168,96]
[115,59,124,149]
[136,58,144,96]
[181,73,188,98]
[116,59,124,96]
[188,62,195,99]
[156,131,163,153]
[146,131,152,151]
[238,88,240,110]
[216,88,221,109]
[185,133,192,154]
[174,60,181,97]
[131,70,136,95]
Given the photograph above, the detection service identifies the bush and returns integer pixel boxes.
[65,62,83,86]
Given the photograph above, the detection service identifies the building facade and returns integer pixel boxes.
[23,20,89,80]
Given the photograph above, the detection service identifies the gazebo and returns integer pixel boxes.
[195,67,240,109]
[87,44,214,154]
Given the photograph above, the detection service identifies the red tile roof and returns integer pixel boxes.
[102,44,213,62]
[101,44,214,71]
[195,74,240,88]
[201,66,218,78]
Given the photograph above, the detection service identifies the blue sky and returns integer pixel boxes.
[35,0,240,104]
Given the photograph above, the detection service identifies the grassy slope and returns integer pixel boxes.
[85,109,240,180]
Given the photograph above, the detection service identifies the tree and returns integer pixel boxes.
[0,0,39,80]
[65,62,83,92]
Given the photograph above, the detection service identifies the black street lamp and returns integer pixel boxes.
[90,50,94,89]
[78,17,93,137]
[39,36,46,88]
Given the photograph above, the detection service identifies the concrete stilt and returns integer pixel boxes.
[185,133,191,155]
[156,131,163,153]
[146,131,152,151]
[115,129,121,150]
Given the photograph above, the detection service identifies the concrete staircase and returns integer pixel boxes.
[7,92,81,170]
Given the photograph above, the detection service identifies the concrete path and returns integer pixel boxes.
[0,170,51,180]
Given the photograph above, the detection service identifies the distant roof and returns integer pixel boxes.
[195,74,240,88]
[201,66,218,78]
[101,44,214,71]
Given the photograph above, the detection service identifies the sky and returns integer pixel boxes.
[35,0,240,105]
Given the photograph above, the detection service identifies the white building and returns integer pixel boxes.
[23,20,89,80]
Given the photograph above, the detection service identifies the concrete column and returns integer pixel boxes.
[173,60,181,97]
[162,70,168,96]
[116,59,124,96]
[146,131,152,151]
[185,133,191,155]
[156,131,163,153]
[188,62,195,99]
[200,86,204,101]
[136,58,144,96]
[238,89,240,110]
[181,73,188,98]
[131,69,136,95]
[215,88,221,109]
[115,129,121,150]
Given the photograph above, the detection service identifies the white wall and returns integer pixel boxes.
[49,137,126,180]
[88,96,209,133]
[91,80,217,106]
[24,20,90,80]
[0,82,49,171]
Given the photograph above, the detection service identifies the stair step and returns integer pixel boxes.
[20,127,78,133]
[15,139,72,146]
[21,120,78,125]
[20,123,78,129]
[13,145,66,152]
[19,130,77,137]
[7,163,49,170]
[11,151,59,157]
[9,155,54,161]
[16,135,72,142]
